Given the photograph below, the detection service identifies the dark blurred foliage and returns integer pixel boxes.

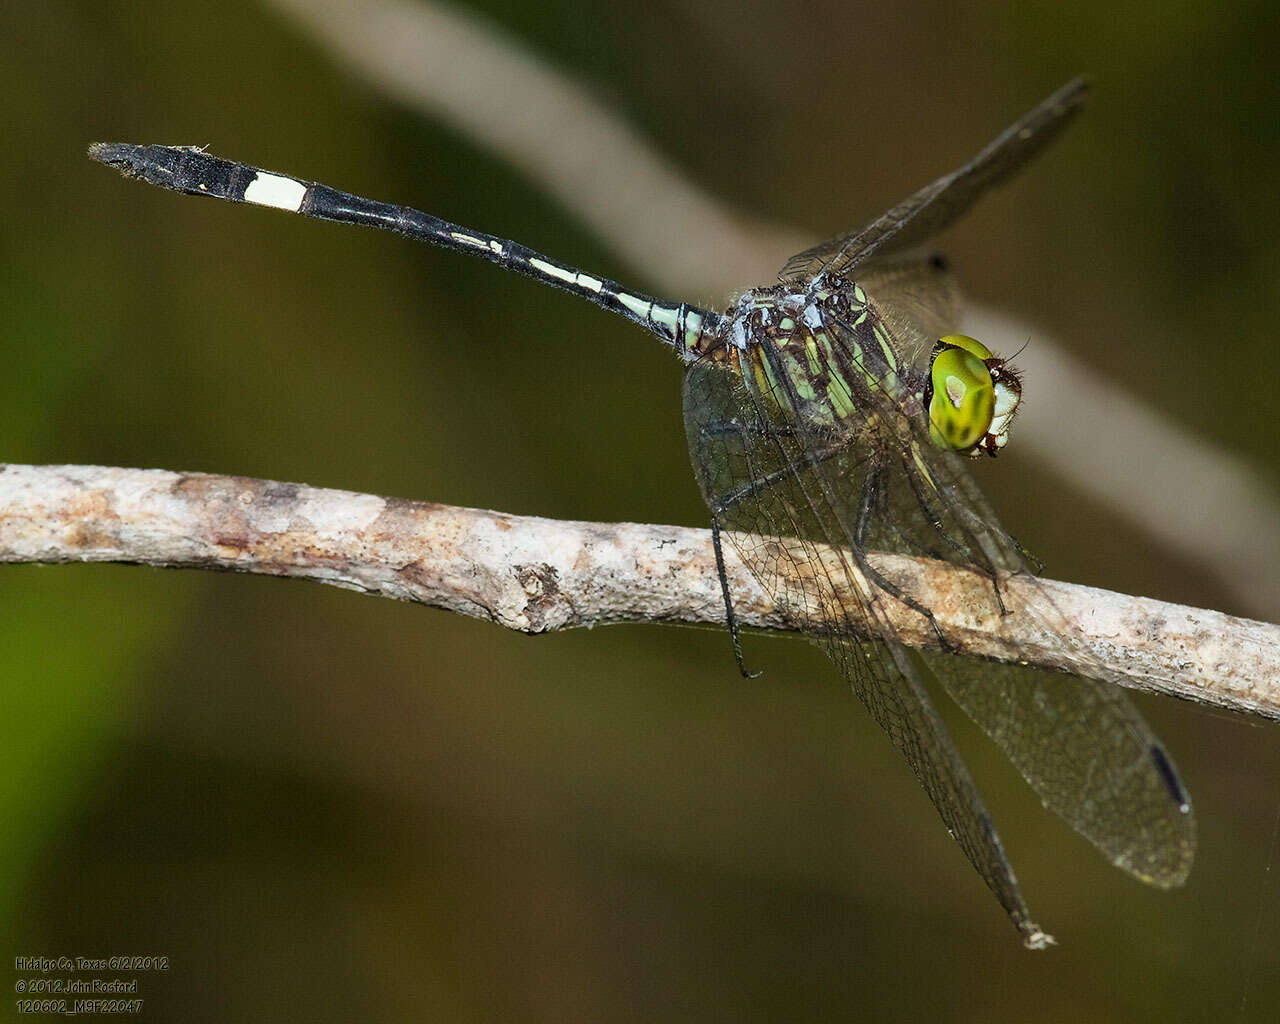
[2,1,1278,1020]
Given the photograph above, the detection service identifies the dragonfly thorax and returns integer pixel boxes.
[708,278,929,440]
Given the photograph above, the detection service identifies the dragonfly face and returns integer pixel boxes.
[925,334,1024,457]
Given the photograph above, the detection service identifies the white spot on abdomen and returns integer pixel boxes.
[649,305,680,331]
[528,260,600,291]
[617,292,653,319]
[243,172,307,212]
[529,258,576,285]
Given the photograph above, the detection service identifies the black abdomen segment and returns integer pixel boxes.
[89,142,720,355]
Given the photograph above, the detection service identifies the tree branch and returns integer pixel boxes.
[3,464,1276,720]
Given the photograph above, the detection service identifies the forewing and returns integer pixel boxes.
[779,78,1088,284]
[682,347,1046,945]
[856,391,1197,887]
[856,251,961,372]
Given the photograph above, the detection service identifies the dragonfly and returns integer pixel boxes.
[90,76,1194,946]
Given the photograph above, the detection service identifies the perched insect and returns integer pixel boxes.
[91,77,1194,946]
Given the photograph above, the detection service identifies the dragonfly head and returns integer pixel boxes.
[925,334,1023,457]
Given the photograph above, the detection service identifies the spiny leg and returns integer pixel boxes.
[900,453,1011,616]
[851,463,952,651]
[709,515,757,678]
[862,458,955,562]
[709,436,850,513]
[899,453,973,562]
[695,419,850,677]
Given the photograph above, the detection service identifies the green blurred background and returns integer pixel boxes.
[3,1,1279,1019]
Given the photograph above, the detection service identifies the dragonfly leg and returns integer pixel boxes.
[697,419,802,442]
[709,514,759,679]
[853,464,952,651]
[694,419,845,676]
[713,440,848,512]
[865,464,958,563]
[900,453,1014,616]
[1010,533,1045,576]
[982,533,1043,619]
[899,460,971,561]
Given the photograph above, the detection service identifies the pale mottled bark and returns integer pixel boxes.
[2,464,1275,720]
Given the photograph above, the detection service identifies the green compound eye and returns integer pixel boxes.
[928,334,998,452]
[938,333,995,362]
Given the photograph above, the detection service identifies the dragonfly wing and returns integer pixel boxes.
[684,277,1195,939]
[778,78,1088,284]
[855,251,962,372]
[682,348,1047,945]
[849,383,1197,887]
[925,654,1196,886]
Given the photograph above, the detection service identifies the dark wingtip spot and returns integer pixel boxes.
[928,252,950,271]
[1150,744,1191,812]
